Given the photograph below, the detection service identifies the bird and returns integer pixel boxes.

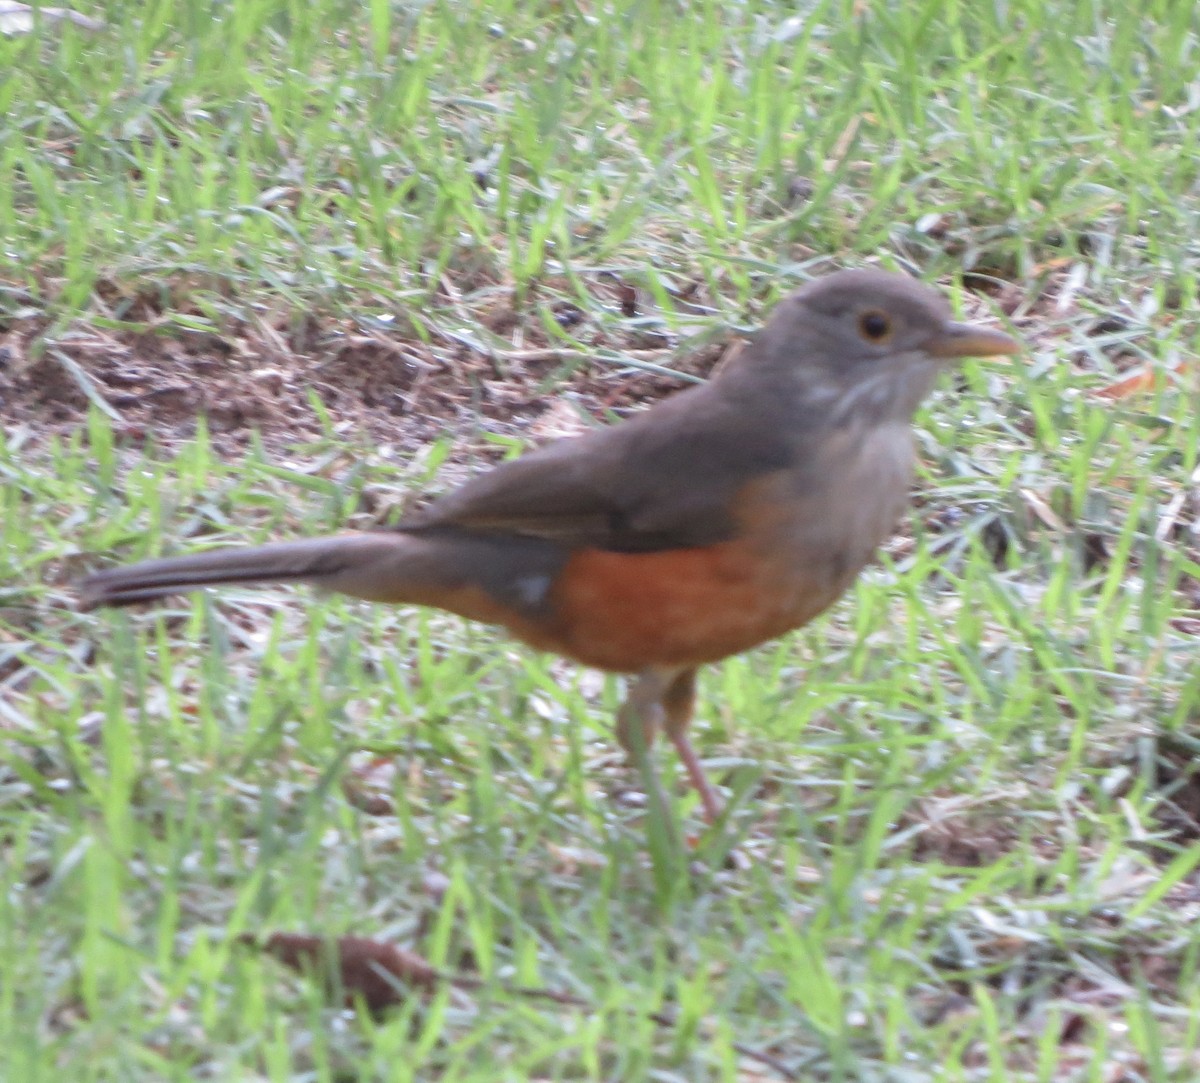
[78,269,1018,823]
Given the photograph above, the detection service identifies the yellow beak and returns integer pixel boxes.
[926,320,1020,360]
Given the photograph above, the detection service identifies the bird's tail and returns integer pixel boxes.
[77,533,412,611]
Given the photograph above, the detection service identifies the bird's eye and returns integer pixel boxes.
[858,310,892,342]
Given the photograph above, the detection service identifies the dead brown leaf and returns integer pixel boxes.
[340,756,398,816]
[243,930,801,1077]
[1094,359,1186,400]
[248,933,438,1012]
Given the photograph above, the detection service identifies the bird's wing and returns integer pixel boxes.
[404,385,796,552]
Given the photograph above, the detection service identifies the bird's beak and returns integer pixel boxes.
[926,320,1019,360]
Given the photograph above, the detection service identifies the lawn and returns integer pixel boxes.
[3,0,1200,1079]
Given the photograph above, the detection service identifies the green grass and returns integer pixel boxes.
[4,0,1200,1078]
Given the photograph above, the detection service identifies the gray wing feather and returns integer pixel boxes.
[404,386,796,552]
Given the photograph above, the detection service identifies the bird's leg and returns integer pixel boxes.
[615,669,675,816]
[661,667,724,823]
[615,669,671,755]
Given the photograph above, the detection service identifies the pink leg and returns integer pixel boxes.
[662,668,724,823]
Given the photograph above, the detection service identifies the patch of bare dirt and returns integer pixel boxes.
[0,284,732,458]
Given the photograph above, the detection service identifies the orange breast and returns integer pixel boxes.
[542,538,843,673]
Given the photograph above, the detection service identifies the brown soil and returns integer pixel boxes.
[0,294,732,458]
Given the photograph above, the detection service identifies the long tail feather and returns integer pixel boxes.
[77,534,400,611]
